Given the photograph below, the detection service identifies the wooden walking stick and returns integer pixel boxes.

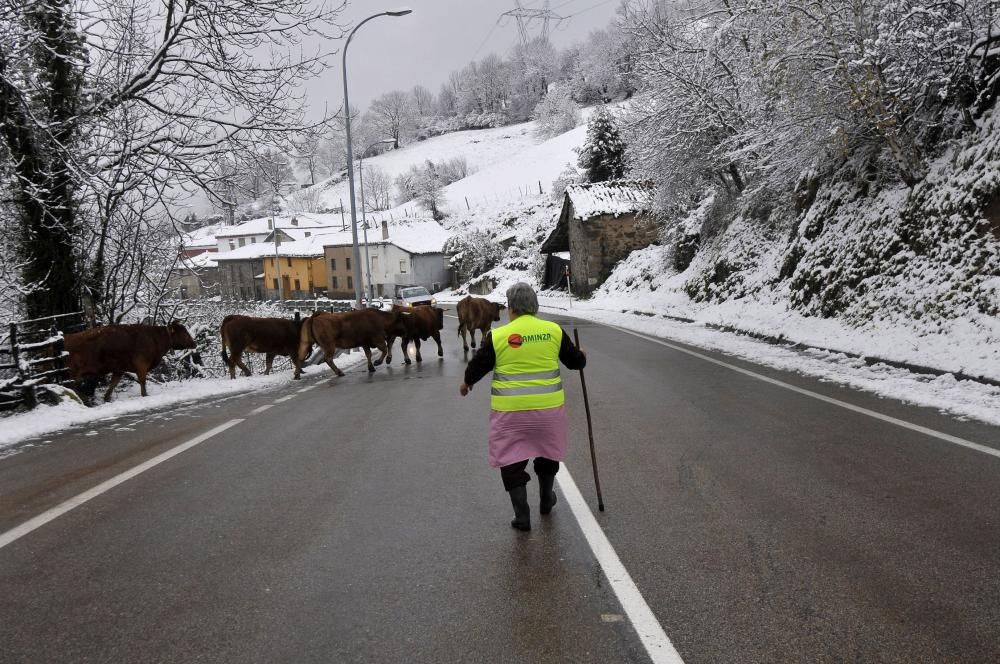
[574,328,605,511]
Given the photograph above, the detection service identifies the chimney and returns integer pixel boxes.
[267,219,273,230]
[381,219,389,241]
[291,216,299,227]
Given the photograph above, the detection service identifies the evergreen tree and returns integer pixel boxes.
[577,106,626,183]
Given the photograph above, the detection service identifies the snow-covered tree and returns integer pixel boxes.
[532,83,580,138]
[578,106,626,183]
[361,166,393,213]
[0,0,345,319]
[551,163,582,202]
[367,91,418,149]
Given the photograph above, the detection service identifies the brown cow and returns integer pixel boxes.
[65,321,197,402]
[386,305,444,365]
[456,296,505,352]
[298,308,406,376]
[220,315,307,380]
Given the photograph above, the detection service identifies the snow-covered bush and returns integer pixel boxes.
[446,231,504,283]
[532,84,580,138]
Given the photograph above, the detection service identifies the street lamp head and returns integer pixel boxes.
[386,8,412,16]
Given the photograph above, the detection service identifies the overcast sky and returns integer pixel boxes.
[306,0,621,118]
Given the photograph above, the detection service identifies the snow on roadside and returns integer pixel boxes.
[538,301,1000,428]
[0,354,365,453]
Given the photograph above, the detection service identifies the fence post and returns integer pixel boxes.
[538,180,543,195]
[10,323,36,409]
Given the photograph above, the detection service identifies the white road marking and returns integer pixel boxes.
[558,467,685,664]
[614,326,1000,460]
[250,405,273,415]
[0,419,245,551]
[297,385,317,394]
[273,395,295,403]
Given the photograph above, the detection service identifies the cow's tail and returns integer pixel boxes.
[220,328,231,366]
[298,316,315,363]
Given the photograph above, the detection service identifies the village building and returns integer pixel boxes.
[323,220,451,300]
[260,232,342,300]
[167,252,221,299]
[213,243,269,301]
[539,180,657,296]
[214,212,343,253]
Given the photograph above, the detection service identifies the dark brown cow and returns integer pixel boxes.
[65,321,197,402]
[298,308,406,376]
[457,296,505,352]
[386,305,445,365]
[220,315,307,380]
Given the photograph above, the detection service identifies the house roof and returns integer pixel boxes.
[565,180,653,219]
[540,180,654,253]
[321,220,451,255]
[180,223,227,249]
[215,213,341,239]
[180,252,218,270]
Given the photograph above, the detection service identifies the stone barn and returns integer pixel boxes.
[540,181,656,296]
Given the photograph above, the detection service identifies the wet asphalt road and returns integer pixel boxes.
[1,309,999,663]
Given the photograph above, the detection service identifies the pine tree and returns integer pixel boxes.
[577,106,626,183]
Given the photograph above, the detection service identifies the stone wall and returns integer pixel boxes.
[568,212,658,296]
[217,259,264,300]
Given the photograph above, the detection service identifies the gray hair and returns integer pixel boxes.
[506,282,538,315]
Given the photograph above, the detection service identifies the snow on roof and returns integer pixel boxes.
[215,214,340,238]
[321,220,451,255]
[180,252,218,270]
[565,180,653,219]
[213,242,276,261]
[180,223,227,248]
[386,221,452,254]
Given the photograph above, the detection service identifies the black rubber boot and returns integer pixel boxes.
[508,485,531,531]
[539,475,558,515]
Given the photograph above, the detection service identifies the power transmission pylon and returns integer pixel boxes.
[499,0,564,45]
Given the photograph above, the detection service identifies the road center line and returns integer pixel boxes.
[250,405,273,415]
[614,326,1000,460]
[273,395,295,403]
[297,385,317,393]
[558,467,685,664]
[0,419,245,551]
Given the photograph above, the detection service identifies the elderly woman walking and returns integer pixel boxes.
[459,282,586,531]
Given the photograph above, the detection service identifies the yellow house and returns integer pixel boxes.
[261,234,331,299]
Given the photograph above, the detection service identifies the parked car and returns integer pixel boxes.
[393,285,435,307]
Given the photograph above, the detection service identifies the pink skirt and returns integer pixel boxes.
[488,406,569,468]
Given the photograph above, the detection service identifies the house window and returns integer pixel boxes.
[251,238,256,244]
[273,278,279,291]
[238,237,246,247]
[432,282,440,292]
[371,256,378,272]
[347,276,353,289]
[399,259,407,273]
[330,258,337,271]
[229,241,235,250]
[332,276,338,289]
[305,232,311,238]
[346,257,352,270]
[294,279,301,291]
[287,257,292,267]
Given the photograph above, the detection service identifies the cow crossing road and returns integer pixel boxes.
[1,308,999,663]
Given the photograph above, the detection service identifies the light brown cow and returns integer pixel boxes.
[220,315,307,380]
[65,321,197,402]
[456,296,505,352]
[299,308,407,376]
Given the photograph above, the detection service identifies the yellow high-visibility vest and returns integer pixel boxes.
[490,315,564,412]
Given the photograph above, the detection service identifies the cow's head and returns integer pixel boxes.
[167,320,197,350]
[491,302,505,322]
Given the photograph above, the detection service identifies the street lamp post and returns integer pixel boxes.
[342,8,413,309]
[271,196,282,301]
[359,138,396,304]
